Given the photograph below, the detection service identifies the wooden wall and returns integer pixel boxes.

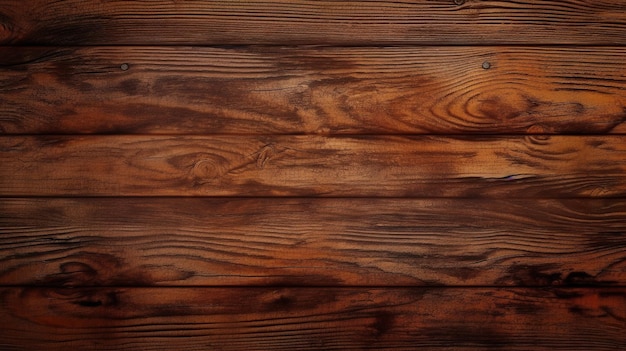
[1,1,625,349]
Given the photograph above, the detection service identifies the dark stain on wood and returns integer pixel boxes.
[5,1,626,45]
[34,253,181,288]
[1,135,625,197]
[1,198,624,287]
[420,325,513,349]
[3,46,626,135]
[75,299,102,307]
[500,265,619,287]
[2,1,626,350]
[73,291,118,308]
[2,287,623,350]
[498,264,563,286]
[370,311,395,338]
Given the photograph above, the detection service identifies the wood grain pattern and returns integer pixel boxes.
[2,1,626,45]
[1,287,624,350]
[1,135,625,197]
[1,198,624,287]
[2,46,626,135]
[3,0,626,349]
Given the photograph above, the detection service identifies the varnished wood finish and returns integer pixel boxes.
[0,287,624,350]
[1,135,624,197]
[2,46,626,135]
[1,198,624,286]
[2,1,626,349]
[3,1,626,45]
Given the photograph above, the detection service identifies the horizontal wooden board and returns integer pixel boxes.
[1,135,625,197]
[2,47,626,135]
[1,198,625,287]
[2,1,626,45]
[1,287,624,350]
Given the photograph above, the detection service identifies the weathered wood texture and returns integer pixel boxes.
[1,287,624,350]
[1,198,624,287]
[2,1,626,349]
[1,135,624,197]
[2,46,626,135]
[2,1,626,45]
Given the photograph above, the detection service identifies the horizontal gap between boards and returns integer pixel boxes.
[2,195,626,200]
[3,133,626,137]
[4,43,626,49]
[1,284,625,289]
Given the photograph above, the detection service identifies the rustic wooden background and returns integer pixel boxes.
[1,1,626,350]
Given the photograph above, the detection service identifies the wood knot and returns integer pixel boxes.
[56,262,98,287]
[60,261,97,275]
[271,295,292,307]
[190,156,229,183]
[526,124,544,134]
[256,145,274,168]
[261,290,295,311]
[72,290,119,308]
[588,186,611,197]
[524,135,551,145]
[0,17,16,44]
[191,159,214,177]
[370,311,395,337]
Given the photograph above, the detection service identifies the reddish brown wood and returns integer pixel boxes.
[0,287,624,350]
[1,135,625,197]
[2,46,626,135]
[2,1,626,45]
[2,2,625,350]
[1,198,624,287]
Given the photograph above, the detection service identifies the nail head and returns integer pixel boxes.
[120,63,129,71]
[454,0,465,5]
[482,61,491,69]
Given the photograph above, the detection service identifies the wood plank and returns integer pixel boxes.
[1,135,625,197]
[2,1,626,45]
[2,47,626,135]
[1,198,625,287]
[0,287,624,350]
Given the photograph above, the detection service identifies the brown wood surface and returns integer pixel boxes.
[1,198,624,287]
[1,287,624,350]
[3,1,626,45]
[1,135,625,197]
[2,1,626,349]
[2,46,626,135]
